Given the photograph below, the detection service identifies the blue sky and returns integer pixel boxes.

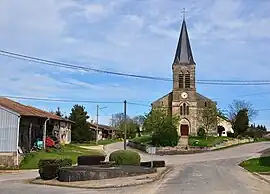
[1,0,270,127]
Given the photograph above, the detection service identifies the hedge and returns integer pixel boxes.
[77,155,105,166]
[38,158,72,180]
[109,150,141,166]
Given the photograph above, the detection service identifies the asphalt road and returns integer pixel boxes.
[0,142,269,194]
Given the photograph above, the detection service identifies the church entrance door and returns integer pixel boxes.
[180,125,189,136]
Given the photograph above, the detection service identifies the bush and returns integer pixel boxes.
[152,124,179,147]
[131,135,152,144]
[109,150,141,166]
[227,132,235,138]
[197,127,206,137]
[140,160,165,168]
[39,164,59,180]
[77,155,105,166]
[38,159,72,180]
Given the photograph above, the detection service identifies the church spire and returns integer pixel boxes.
[173,15,195,65]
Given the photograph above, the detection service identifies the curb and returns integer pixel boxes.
[29,166,172,189]
[238,165,270,184]
[0,169,38,174]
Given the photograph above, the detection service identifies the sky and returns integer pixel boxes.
[1,0,270,128]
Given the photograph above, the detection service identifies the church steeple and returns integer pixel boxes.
[173,18,195,65]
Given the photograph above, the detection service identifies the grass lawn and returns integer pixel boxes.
[240,156,270,173]
[188,136,232,147]
[74,139,122,146]
[20,144,104,169]
[131,135,152,144]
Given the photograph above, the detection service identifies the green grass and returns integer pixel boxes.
[131,135,152,144]
[74,139,122,146]
[188,136,233,147]
[240,156,270,172]
[20,144,104,169]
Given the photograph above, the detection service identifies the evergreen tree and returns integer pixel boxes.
[69,104,92,143]
[55,107,63,117]
[234,109,249,136]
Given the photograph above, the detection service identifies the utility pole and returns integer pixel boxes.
[124,100,127,150]
[96,105,107,145]
[96,105,99,145]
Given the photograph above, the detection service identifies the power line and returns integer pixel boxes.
[1,96,122,104]
[2,49,270,85]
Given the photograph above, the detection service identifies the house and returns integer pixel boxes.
[89,122,116,140]
[0,97,73,167]
[151,17,230,142]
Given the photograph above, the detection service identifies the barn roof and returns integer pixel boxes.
[0,97,73,123]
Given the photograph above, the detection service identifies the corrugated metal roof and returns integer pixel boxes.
[89,122,116,131]
[0,97,73,123]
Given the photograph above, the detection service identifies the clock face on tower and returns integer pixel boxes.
[181,92,188,99]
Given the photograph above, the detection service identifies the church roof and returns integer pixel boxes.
[173,19,195,65]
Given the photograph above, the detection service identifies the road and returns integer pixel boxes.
[0,142,269,194]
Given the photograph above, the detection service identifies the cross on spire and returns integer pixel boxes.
[181,8,187,20]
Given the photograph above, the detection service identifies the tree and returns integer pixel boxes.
[132,115,145,137]
[228,100,258,124]
[55,107,63,117]
[69,104,92,143]
[198,103,219,135]
[234,109,249,136]
[112,113,137,139]
[143,108,179,147]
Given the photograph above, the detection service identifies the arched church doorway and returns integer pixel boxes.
[180,125,189,136]
[217,126,225,136]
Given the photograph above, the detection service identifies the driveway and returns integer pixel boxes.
[0,141,269,194]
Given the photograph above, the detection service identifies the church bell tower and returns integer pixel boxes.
[172,18,196,102]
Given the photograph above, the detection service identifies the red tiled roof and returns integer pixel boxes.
[0,97,73,123]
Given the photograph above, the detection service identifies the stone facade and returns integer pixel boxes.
[0,152,20,168]
[152,19,219,137]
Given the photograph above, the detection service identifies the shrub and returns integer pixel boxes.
[109,150,141,166]
[38,159,72,180]
[39,164,59,180]
[197,127,206,137]
[227,132,235,138]
[77,155,105,166]
[140,160,165,168]
[152,124,179,147]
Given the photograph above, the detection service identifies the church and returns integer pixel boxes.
[151,18,231,138]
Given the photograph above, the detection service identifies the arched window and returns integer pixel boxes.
[180,103,189,116]
[185,71,190,88]
[179,71,184,88]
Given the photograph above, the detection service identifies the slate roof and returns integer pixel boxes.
[0,97,73,123]
[173,19,195,65]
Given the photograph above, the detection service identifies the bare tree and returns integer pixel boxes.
[198,103,219,135]
[228,100,258,123]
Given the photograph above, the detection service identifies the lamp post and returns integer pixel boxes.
[96,105,107,145]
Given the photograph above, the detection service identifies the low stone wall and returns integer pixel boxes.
[127,141,148,152]
[128,138,254,155]
[0,152,19,168]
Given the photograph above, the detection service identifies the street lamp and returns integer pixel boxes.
[96,105,107,145]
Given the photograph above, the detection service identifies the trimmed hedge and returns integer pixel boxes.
[140,160,165,168]
[109,150,141,166]
[77,155,105,166]
[38,159,72,180]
